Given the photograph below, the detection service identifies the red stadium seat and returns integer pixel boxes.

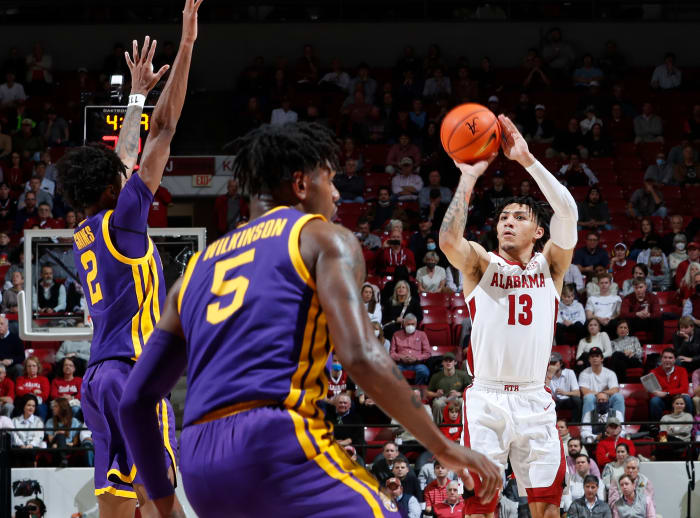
[656,291,678,305]
[551,345,576,369]
[451,307,469,345]
[430,345,458,357]
[422,323,452,346]
[624,368,643,382]
[450,293,467,308]
[364,173,391,190]
[335,203,366,229]
[607,198,628,215]
[419,292,450,308]
[642,344,669,361]
[421,306,450,324]
[364,427,395,463]
[599,230,626,248]
[663,320,678,343]
[619,383,649,421]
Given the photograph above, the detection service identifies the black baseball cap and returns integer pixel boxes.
[589,347,603,357]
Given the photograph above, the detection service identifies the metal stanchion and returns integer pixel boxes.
[1,430,12,518]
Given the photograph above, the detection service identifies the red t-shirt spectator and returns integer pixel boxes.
[377,247,416,275]
[424,478,449,512]
[147,186,172,228]
[651,364,689,394]
[611,259,636,287]
[0,376,14,400]
[15,375,50,401]
[440,405,462,442]
[327,370,355,399]
[50,376,82,401]
[620,291,661,319]
[433,498,465,517]
[596,435,636,468]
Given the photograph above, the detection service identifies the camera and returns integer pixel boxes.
[387,239,401,246]
[14,501,44,518]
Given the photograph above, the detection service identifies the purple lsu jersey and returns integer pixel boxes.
[73,209,165,366]
[177,206,332,426]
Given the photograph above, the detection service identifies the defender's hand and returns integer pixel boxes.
[182,0,204,44]
[434,441,501,504]
[125,36,170,96]
[499,114,534,168]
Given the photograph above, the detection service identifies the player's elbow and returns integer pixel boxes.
[151,117,178,136]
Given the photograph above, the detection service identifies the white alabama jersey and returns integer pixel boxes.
[465,252,559,384]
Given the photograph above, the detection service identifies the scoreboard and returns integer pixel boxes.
[83,105,155,152]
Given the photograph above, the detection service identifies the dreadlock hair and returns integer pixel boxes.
[494,196,552,252]
[230,122,341,198]
[57,144,126,211]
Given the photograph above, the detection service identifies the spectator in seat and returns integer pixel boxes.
[423,459,452,515]
[644,152,673,185]
[577,319,613,369]
[366,187,408,231]
[12,119,44,161]
[361,282,382,324]
[525,104,555,143]
[656,394,693,460]
[574,233,609,277]
[356,218,382,252]
[556,286,587,344]
[682,271,700,326]
[0,314,25,378]
[382,280,422,341]
[585,273,621,332]
[372,322,390,354]
[408,217,437,265]
[587,265,619,297]
[385,133,421,174]
[390,313,431,385]
[585,122,614,158]
[19,176,53,211]
[371,442,401,484]
[55,334,90,375]
[621,264,652,297]
[339,137,364,171]
[11,394,44,450]
[674,316,700,374]
[50,357,82,413]
[628,182,667,221]
[608,457,654,508]
[0,182,18,227]
[564,457,606,511]
[385,476,420,518]
[418,170,451,212]
[13,191,38,233]
[678,261,700,302]
[611,474,656,518]
[392,456,421,502]
[38,108,69,147]
[24,202,63,230]
[558,153,598,187]
[391,157,423,202]
[601,443,629,492]
[641,246,670,291]
[377,227,416,276]
[334,158,365,203]
[326,392,363,451]
[578,187,610,231]
[426,352,470,424]
[671,144,700,185]
[595,418,636,470]
[549,118,588,159]
[416,251,446,294]
[675,242,700,290]
[432,481,467,518]
[15,356,50,421]
[347,62,377,105]
[566,474,610,518]
[548,351,582,421]
[611,243,635,287]
[270,97,298,126]
[609,320,643,381]
[668,234,688,278]
[319,58,350,93]
[650,52,682,90]
[633,102,664,143]
[574,54,604,88]
[0,364,14,417]
[542,27,575,76]
[423,66,452,100]
[607,103,634,143]
[0,71,26,108]
[26,160,55,196]
[579,347,625,419]
[439,400,462,443]
[33,265,66,314]
[46,397,81,467]
[565,437,597,475]
[581,393,625,444]
[214,178,249,237]
[661,214,687,255]
[648,348,694,423]
[580,106,604,136]
[620,279,663,342]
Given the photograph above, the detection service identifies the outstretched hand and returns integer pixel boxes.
[125,36,170,96]
[453,154,495,180]
[434,441,502,504]
[182,0,204,43]
[498,114,534,167]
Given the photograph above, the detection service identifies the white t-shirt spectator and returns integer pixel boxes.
[586,279,619,297]
[578,365,619,393]
[270,108,298,126]
[577,333,613,359]
[650,64,682,90]
[550,368,579,401]
[416,265,446,293]
[0,82,27,105]
[557,300,586,324]
[585,294,621,319]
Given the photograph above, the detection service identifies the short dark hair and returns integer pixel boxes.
[635,264,648,276]
[393,456,409,466]
[662,347,676,357]
[57,144,126,211]
[230,122,340,198]
[583,474,599,487]
[357,216,370,226]
[495,196,551,252]
[575,453,590,463]
[616,443,630,454]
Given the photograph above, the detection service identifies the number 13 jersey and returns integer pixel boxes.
[176,207,329,427]
[465,252,559,384]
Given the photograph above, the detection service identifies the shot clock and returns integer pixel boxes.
[83,105,155,152]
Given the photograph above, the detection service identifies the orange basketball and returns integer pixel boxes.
[440,103,501,164]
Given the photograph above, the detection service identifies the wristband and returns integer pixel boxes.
[128,94,146,108]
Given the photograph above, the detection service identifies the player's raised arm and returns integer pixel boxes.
[116,36,170,182]
[438,159,491,276]
[308,222,501,503]
[499,114,578,287]
[138,0,203,194]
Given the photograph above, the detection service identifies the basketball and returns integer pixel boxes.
[440,103,502,164]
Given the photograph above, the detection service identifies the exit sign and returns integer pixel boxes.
[192,174,213,187]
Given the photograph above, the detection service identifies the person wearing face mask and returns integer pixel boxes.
[326,354,356,401]
[581,392,625,444]
[416,251,447,293]
[389,313,431,385]
[640,246,670,291]
[660,214,687,255]
[643,152,673,185]
[667,233,688,277]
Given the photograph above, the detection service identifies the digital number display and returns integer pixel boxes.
[83,105,154,153]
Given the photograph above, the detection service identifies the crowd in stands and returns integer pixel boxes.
[1,27,700,513]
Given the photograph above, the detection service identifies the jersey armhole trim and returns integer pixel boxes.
[101,210,153,265]
[177,250,201,314]
[288,213,326,290]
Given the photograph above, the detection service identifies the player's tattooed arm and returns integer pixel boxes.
[117,37,170,182]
